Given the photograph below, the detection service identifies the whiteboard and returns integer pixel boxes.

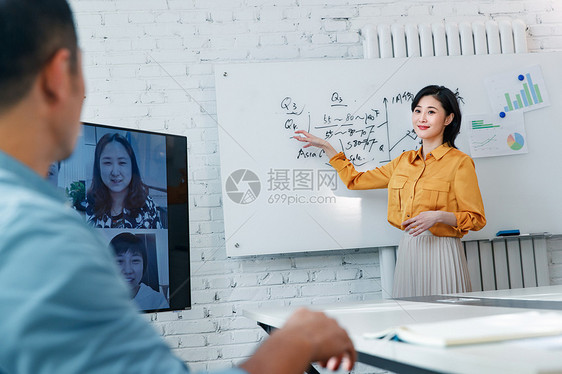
[215,52,562,256]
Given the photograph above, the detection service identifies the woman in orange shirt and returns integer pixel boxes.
[294,85,486,297]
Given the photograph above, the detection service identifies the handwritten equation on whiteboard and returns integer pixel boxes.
[281,89,469,169]
[281,91,422,168]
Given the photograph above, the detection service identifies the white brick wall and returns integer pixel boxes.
[69,1,562,373]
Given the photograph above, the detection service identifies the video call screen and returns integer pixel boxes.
[50,122,190,312]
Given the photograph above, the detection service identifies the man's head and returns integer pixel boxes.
[0,0,78,112]
[0,0,84,167]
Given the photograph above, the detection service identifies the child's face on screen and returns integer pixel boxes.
[115,249,143,292]
[100,141,133,194]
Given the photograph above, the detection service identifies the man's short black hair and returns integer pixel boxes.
[0,0,78,113]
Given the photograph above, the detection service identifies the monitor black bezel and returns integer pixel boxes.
[81,121,191,312]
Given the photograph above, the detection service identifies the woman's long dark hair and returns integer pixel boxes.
[87,133,148,218]
[411,85,462,148]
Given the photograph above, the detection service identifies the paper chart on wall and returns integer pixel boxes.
[466,112,528,158]
[484,65,550,115]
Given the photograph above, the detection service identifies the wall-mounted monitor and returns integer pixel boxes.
[50,122,190,312]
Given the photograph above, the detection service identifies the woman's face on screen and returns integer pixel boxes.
[100,141,133,194]
[116,249,143,294]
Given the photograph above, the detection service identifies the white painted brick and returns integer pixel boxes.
[258,6,285,22]
[140,89,167,102]
[240,257,294,272]
[379,4,409,17]
[234,8,259,22]
[189,232,225,249]
[350,279,382,294]
[205,304,237,318]
[210,207,224,220]
[220,342,259,359]
[175,346,221,362]
[164,318,217,335]
[294,255,342,269]
[317,7,359,19]
[70,1,116,13]
[207,360,242,372]
[127,12,156,24]
[322,18,348,32]
[192,166,220,180]
[311,269,336,282]
[453,3,480,15]
[541,37,562,49]
[336,268,362,281]
[549,264,562,278]
[230,273,259,288]
[285,269,311,283]
[215,286,270,303]
[247,0,296,5]
[249,20,298,33]
[257,271,285,285]
[197,22,250,36]
[337,31,360,44]
[547,236,562,251]
[300,45,349,58]
[249,45,301,60]
[75,13,104,27]
[407,5,431,16]
[357,6,383,17]
[114,0,168,11]
[300,282,351,297]
[217,315,262,330]
[192,260,238,278]
[210,9,234,23]
[311,33,335,44]
[285,31,313,45]
[259,33,287,46]
[156,37,185,50]
[269,285,299,299]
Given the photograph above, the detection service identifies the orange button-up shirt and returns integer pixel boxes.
[329,144,486,238]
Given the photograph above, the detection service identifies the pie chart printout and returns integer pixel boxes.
[507,132,525,151]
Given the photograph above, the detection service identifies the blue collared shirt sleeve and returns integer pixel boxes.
[0,152,252,374]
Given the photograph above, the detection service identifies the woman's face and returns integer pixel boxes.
[411,95,453,144]
[99,141,132,193]
[116,249,143,292]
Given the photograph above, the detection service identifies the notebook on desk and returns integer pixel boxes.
[364,311,562,347]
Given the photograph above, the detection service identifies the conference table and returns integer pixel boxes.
[243,285,562,374]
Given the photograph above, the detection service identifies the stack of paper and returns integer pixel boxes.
[364,311,562,347]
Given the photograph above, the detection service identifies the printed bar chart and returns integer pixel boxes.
[486,65,549,115]
[472,120,500,130]
[503,73,544,112]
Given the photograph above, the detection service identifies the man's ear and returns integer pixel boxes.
[39,49,73,106]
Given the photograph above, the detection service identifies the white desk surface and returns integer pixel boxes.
[448,284,562,301]
[243,286,562,374]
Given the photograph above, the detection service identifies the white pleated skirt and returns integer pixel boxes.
[392,230,472,298]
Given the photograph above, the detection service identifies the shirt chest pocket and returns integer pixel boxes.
[389,176,408,211]
[419,180,450,210]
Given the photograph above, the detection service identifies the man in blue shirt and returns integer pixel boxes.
[0,1,356,373]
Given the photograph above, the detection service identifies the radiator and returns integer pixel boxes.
[361,19,528,59]
[465,236,550,291]
[371,20,550,297]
